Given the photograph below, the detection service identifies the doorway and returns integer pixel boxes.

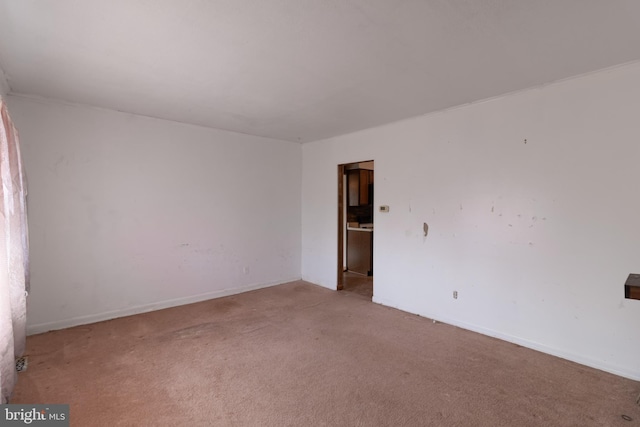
[337,160,374,299]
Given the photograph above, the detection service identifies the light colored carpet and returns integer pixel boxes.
[11,281,640,426]
[342,271,373,299]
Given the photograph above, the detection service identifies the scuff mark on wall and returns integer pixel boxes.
[50,154,68,176]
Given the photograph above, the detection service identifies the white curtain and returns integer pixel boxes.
[0,98,29,404]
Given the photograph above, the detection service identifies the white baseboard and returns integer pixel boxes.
[372,295,640,381]
[27,277,301,335]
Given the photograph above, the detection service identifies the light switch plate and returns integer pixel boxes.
[380,205,389,212]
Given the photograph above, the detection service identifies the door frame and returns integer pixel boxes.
[337,163,345,290]
[337,160,374,291]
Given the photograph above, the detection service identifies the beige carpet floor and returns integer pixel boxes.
[341,271,373,299]
[11,281,640,426]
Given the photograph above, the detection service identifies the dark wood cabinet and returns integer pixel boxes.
[347,169,374,206]
[347,229,373,276]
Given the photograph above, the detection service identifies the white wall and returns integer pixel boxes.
[302,61,640,380]
[8,95,302,334]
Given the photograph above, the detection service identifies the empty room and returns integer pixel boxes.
[1,1,639,425]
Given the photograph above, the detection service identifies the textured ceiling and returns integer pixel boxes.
[1,0,639,142]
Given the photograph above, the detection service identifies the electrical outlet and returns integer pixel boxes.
[453,291,458,299]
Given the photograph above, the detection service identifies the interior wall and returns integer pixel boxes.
[8,95,302,334]
[302,61,640,380]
